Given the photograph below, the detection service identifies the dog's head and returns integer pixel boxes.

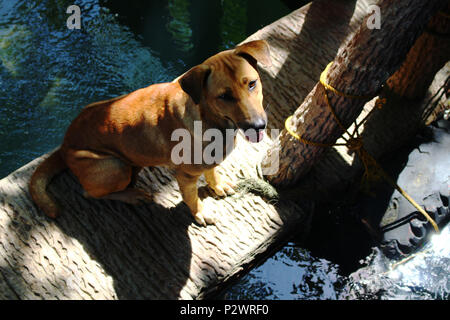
[179,40,271,143]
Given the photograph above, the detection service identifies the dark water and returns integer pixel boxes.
[223,227,450,299]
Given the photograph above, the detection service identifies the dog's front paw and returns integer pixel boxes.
[191,200,216,226]
[209,178,236,197]
[193,210,216,226]
[205,169,236,197]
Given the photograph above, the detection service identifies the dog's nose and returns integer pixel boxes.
[239,118,267,143]
[239,118,266,132]
[253,118,267,131]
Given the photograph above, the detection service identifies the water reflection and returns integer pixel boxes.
[344,225,450,300]
[167,0,193,52]
[219,0,246,50]
[0,0,176,178]
[225,223,450,300]
[224,244,347,300]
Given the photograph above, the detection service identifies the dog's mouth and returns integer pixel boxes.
[224,117,265,143]
[243,129,264,143]
[227,118,264,143]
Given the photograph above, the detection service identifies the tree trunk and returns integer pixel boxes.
[386,4,450,99]
[290,6,450,201]
[264,0,447,187]
[289,67,449,202]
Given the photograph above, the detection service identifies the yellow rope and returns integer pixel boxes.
[385,177,440,233]
[383,247,433,273]
[319,62,372,100]
[285,61,440,233]
[284,116,347,147]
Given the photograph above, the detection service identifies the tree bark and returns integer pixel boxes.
[264,0,447,187]
[386,4,450,99]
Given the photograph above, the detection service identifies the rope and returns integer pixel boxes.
[284,116,346,148]
[382,247,433,273]
[285,62,440,233]
[319,62,372,100]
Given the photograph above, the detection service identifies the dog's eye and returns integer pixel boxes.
[218,92,234,101]
[249,80,257,91]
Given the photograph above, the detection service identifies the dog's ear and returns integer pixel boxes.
[178,64,211,104]
[234,40,272,68]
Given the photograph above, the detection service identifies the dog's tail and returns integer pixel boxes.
[29,149,67,218]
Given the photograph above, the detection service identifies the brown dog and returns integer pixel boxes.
[29,40,271,226]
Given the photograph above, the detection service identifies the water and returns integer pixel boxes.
[224,244,348,300]
[344,226,450,300]
[224,224,450,300]
[0,0,175,178]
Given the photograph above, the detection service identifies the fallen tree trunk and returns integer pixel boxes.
[264,0,447,187]
[0,142,309,299]
[386,4,450,100]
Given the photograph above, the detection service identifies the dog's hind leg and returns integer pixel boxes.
[66,150,151,204]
